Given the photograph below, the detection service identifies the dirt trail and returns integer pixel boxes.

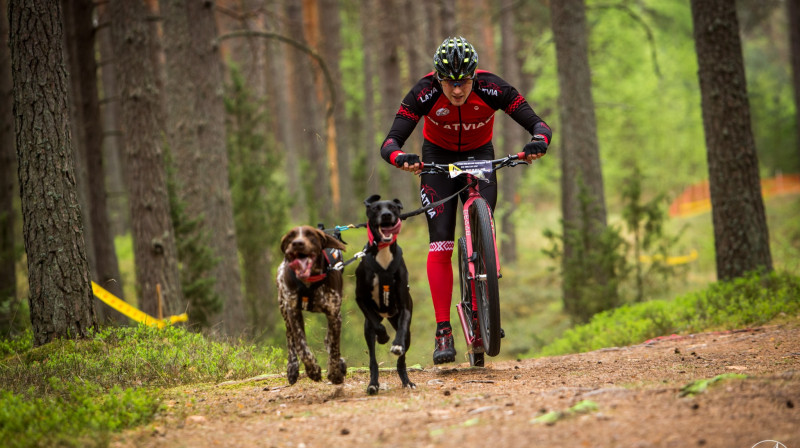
[114,324,800,448]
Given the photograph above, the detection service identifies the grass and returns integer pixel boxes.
[533,270,800,357]
[0,325,284,447]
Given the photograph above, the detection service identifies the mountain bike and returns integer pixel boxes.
[419,153,529,366]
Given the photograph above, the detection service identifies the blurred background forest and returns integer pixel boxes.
[1,0,799,369]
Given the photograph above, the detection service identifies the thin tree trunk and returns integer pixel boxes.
[109,0,184,317]
[788,0,800,162]
[690,0,773,280]
[96,2,129,237]
[499,0,523,263]
[378,0,415,206]
[361,0,380,196]
[9,0,96,345]
[162,0,246,334]
[439,0,456,37]
[550,0,611,315]
[62,0,95,280]
[62,0,127,324]
[319,0,351,215]
[0,0,17,319]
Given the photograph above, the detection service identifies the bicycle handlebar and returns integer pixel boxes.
[419,153,528,176]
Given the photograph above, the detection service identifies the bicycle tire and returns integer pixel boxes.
[458,237,484,367]
[470,198,501,357]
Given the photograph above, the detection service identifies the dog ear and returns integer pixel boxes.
[392,198,404,210]
[364,194,381,207]
[316,228,347,251]
[280,227,297,254]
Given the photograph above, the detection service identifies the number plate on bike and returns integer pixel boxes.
[449,160,493,181]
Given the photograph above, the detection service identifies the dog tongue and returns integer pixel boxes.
[289,257,313,279]
[379,220,402,240]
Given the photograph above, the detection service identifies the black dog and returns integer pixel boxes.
[355,195,415,394]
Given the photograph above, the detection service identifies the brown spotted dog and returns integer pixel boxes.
[277,225,347,385]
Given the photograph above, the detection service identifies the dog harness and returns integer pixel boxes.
[362,245,405,316]
[290,248,342,311]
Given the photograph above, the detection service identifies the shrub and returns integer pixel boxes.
[0,324,285,446]
[536,271,800,356]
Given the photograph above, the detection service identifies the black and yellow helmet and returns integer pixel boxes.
[433,36,478,80]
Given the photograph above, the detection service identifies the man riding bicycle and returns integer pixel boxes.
[380,36,553,365]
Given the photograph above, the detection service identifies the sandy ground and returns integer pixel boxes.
[113,323,800,448]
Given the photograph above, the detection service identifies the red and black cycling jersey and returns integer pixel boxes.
[380,70,552,164]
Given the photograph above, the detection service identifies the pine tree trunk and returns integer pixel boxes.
[162,0,246,334]
[62,0,127,324]
[788,0,800,162]
[0,0,17,319]
[690,0,773,280]
[379,0,415,207]
[319,0,353,215]
[96,2,129,237]
[109,0,184,317]
[499,0,523,263]
[361,0,380,196]
[9,0,96,345]
[550,0,611,315]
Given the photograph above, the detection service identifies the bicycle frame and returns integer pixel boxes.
[420,154,528,358]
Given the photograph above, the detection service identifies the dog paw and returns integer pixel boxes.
[307,364,322,382]
[390,344,405,356]
[328,359,346,385]
[375,326,390,344]
[287,364,299,385]
[328,370,344,385]
[403,381,416,390]
[366,384,379,395]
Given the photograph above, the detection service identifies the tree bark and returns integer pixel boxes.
[9,0,96,345]
[319,0,352,215]
[378,0,415,207]
[62,0,127,324]
[360,0,380,197]
[162,0,246,334]
[550,0,611,313]
[96,2,129,237]
[0,0,17,319]
[109,0,184,317]
[789,0,800,163]
[690,0,773,280]
[499,0,523,263]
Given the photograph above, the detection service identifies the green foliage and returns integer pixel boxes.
[0,329,31,358]
[0,324,284,394]
[0,324,283,447]
[536,271,800,357]
[530,399,599,425]
[0,382,160,448]
[543,182,628,324]
[164,147,222,328]
[619,161,686,302]
[679,373,748,397]
[224,64,288,336]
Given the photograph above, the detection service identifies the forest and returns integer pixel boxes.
[1,0,799,445]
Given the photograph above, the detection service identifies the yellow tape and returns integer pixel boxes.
[639,249,699,266]
[91,281,188,328]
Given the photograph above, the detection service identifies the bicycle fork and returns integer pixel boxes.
[457,299,484,355]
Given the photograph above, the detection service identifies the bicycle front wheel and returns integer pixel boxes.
[458,237,484,367]
[470,198,501,357]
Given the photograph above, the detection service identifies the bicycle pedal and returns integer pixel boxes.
[500,328,505,338]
